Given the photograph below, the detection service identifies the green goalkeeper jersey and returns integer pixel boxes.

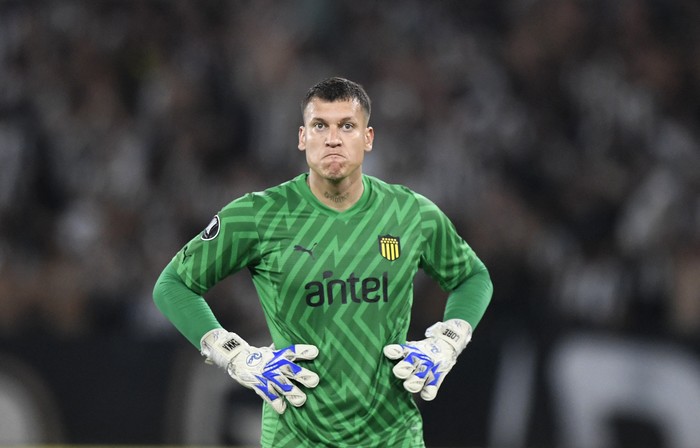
[166,173,491,447]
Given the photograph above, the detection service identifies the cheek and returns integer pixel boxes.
[304,145,322,163]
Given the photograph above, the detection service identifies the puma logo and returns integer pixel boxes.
[294,243,317,259]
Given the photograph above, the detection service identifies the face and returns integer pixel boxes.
[298,98,374,183]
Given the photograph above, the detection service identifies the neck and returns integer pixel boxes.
[307,173,364,211]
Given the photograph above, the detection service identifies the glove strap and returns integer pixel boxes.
[200,329,248,368]
[425,319,473,355]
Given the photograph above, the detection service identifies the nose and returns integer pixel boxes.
[326,126,342,147]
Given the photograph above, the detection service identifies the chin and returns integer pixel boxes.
[320,165,346,180]
[323,173,345,183]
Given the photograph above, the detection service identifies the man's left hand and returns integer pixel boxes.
[383,319,472,401]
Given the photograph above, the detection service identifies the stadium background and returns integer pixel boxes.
[1,0,700,446]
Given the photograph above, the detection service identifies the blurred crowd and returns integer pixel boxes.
[1,0,699,343]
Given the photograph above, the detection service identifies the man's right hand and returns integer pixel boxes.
[200,329,320,414]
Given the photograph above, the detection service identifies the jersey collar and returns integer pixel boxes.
[297,173,372,218]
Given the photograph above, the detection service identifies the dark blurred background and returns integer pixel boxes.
[1,0,700,446]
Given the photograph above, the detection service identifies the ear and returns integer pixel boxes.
[364,126,374,152]
[298,126,306,151]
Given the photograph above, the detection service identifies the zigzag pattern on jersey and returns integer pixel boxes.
[182,197,260,292]
[299,199,422,440]
[265,400,424,448]
[417,197,474,291]
[253,177,427,446]
[250,186,322,333]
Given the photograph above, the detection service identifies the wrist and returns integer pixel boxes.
[200,329,248,368]
[426,319,472,355]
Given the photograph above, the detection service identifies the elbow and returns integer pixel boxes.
[152,270,169,314]
[469,262,494,303]
[152,262,180,313]
[482,265,494,296]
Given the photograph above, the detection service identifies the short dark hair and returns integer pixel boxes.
[301,77,371,120]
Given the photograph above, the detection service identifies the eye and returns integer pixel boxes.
[313,122,326,130]
[342,122,354,130]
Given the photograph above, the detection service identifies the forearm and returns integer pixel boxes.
[153,261,222,348]
[443,261,493,330]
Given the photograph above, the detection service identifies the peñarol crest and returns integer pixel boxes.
[378,235,401,261]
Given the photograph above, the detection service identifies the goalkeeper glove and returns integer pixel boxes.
[383,319,472,401]
[200,329,320,414]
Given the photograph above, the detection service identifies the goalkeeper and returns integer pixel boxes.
[153,77,492,447]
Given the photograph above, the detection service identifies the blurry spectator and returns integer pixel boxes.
[0,0,698,341]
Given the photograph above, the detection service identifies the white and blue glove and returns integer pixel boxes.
[200,329,319,414]
[383,319,472,401]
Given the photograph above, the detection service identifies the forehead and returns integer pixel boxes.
[302,98,367,124]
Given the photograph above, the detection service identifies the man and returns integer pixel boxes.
[153,77,492,447]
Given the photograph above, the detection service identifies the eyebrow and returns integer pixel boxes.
[308,116,357,124]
